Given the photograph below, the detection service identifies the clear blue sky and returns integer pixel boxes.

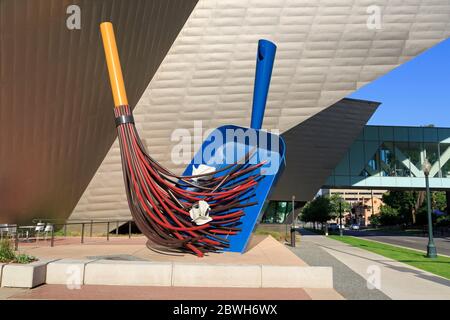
[349,38,450,127]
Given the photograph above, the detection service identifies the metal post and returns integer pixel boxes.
[285,217,288,242]
[128,221,131,239]
[90,220,93,237]
[339,201,343,237]
[107,222,110,241]
[81,223,85,244]
[291,195,296,229]
[290,227,296,247]
[116,221,119,236]
[64,224,67,237]
[14,225,19,251]
[425,173,437,258]
[50,224,54,247]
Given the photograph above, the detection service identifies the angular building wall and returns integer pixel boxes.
[72,0,450,221]
[0,0,197,224]
[271,98,380,201]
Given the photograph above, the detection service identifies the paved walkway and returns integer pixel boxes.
[1,284,342,300]
[295,229,450,300]
[1,234,343,300]
[3,286,311,300]
[290,235,389,300]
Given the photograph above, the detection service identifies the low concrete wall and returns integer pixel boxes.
[1,259,56,288]
[172,263,262,288]
[46,259,95,286]
[0,259,333,289]
[84,260,173,286]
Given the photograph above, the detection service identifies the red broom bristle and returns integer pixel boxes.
[114,105,263,257]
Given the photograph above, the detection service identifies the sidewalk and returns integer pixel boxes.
[0,284,342,301]
[1,285,343,300]
[290,236,389,300]
[296,229,450,300]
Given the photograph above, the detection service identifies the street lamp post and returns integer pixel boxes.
[422,158,437,258]
[339,201,343,237]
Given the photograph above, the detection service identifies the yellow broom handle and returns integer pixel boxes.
[100,22,129,107]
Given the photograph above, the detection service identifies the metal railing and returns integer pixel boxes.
[0,219,136,251]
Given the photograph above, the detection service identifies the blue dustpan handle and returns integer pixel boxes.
[250,39,277,130]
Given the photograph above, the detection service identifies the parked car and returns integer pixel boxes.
[350,224,360,230]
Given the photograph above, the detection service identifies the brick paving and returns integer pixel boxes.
[6,284,312,300]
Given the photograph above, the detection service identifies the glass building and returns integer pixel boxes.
[325,126,450,189]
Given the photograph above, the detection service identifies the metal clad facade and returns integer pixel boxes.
[73,0,450,220]
[0,0,197,223]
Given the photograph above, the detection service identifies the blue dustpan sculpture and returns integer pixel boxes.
[183,40,286,253]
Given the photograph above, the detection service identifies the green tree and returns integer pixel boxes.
[378,205,402,226]
[300,202,312,223]
[383,190,447,226]
[415,191,446,225]
[382,191,416,224]
[329,194,351,217]
[369,213,381,227]
[300,195,334,225]
[433,191,447,212]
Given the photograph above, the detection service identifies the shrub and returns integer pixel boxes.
[0,239,36,264]
[378,205,402,226]
[0,239,16,262]
[369,214,381,227]
[14,253,36,264]
[437,215,450,227]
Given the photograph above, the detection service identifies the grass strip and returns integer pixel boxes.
[329,235,450,280]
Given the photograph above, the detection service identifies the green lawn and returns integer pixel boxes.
[329,235,450,280]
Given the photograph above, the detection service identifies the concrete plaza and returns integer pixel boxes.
[0,235,342,300]
[2,232,450,300]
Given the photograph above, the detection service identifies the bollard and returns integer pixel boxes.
[107,222,110,241]
[290,227,296,247]
[64,224,67,237]
[81,223,85,244]
[116,221,119,236]
[50,224,55,247]
[14,226,19,251]
[128,221,131,239]
[90,220,93,237]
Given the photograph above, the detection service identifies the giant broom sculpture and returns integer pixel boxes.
[100,23,268,257]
